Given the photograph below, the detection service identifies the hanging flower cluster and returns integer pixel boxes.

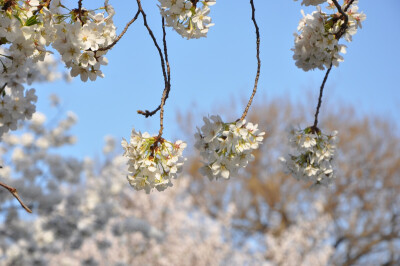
[292,0,366,71]
[121,128,187,193]
[280,127,338,187]
[158,0,216,39]
[194,115,265,180]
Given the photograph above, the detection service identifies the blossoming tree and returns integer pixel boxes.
[0,0,366,211]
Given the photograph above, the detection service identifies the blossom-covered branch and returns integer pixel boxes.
[282,0,366,186]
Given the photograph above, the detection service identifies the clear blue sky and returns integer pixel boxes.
[35,0,400,158]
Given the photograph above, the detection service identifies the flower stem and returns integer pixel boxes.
[313,62,333,128]
[240,0,261,121]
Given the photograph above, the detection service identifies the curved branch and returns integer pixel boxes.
[97,10,141,52]
[240,0,261,121]
[313,62,333,129]
[311,0,356,128]
[136,0,171,132]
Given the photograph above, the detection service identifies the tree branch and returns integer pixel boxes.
[0,181,32,213]
[312,0,356,128]
[313,62,333,129]
[240,0,261,121]
[97,10,141,52]
[136,0,171,133]
[78,0,83,25]
[157,17,171,137]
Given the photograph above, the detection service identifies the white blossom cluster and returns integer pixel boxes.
[0,85,37,136]
[122,128,187,193]
[158,0,216,39]
[280,127,338,186]
[292,0,366,71]
[0,0,116,136]
[52,5,116,82]
[194,115,265,180]
[0,0,116,83]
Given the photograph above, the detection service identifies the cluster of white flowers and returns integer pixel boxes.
[280,127,338,186]
[0,0,116,136]
[292,0,366,71]
[0,86,37,136]
[194,115,265,180]
[0,0,116,82]
[158,0,216,39]
[52,5,116,82]
[122,128,187,193]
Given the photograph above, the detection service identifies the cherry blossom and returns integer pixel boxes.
[280,127,338,186]
[292,1,366,71]
[158,0,216,39]
[122,128,186,193]
[195,115,265,180]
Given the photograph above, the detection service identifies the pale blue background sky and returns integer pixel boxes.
[35,0,400,158]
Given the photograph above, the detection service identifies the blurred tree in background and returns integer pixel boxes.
[0,97,398,265]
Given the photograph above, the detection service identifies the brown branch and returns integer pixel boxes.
[240,0,261,121]
[311,0,355,129]
[0,181,32,213]
[136,17,171,119]
[343,234,398,266]
[136,0,171,132]
[313,62,333,129]
[343,0,356,12]
[157,17,171,137]
[97,10,141,52]
[78,0,83,25]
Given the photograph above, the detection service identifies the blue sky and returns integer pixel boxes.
[35,0,400,158]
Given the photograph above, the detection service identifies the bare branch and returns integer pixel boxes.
[98,10,141,52]
[0,181,32,213]
[157,17,171,137]
[240,0,261,121]
[78,0,83,25]
[136,0,172,135]
[312,62,332,129]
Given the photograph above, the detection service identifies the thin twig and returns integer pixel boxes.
[312,0,356,128]
[0,181,32,213]
[78,0,83,25]
[157,17,171,137]
[97,10,141,52]
[240,0,261,121]
[163,17,171,90]
[313,62,333,129]
[136,0,171,125]
[137,18,172,120]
